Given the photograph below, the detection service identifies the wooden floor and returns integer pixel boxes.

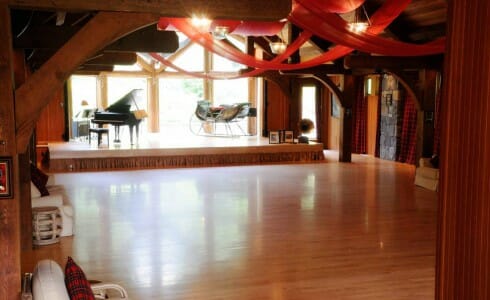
[22,152,438,299]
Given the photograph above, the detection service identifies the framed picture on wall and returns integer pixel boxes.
[269,131,280,144]
[0,157,13,199]
[331,95,340,118]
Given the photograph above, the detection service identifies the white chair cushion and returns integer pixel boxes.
[31,193,64,208]
[32,260,70,300]
[31,182,41,198]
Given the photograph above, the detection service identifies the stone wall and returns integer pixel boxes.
[379,75,403,161]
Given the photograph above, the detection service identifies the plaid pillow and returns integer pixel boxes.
[65,257,95,300]
[30,163,50,197]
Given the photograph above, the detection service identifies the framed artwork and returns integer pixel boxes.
[284,130,294,143]
[269,131,280,144]
[0,157,13,199]
[331,95,340,118]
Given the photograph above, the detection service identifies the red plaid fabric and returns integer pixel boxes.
[352,79,367,154]
[65,257,95,300]
[398,93,417,164]
[433,89,441,155]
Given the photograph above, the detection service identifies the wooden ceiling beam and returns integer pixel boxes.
[85,52,137,65]
[77,65,114,72]
[344,55,443,70]
[7,0,291,21]
[14,24,179,53]
[280,64,349,75]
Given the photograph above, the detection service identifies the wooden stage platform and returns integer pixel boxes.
[46,134,325,172]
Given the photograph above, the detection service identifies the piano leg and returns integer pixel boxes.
[129,125,134,145]
[114,125,121,143]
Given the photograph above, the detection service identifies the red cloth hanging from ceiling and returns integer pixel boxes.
[305,0,366,14]
[291,0,445,56]
[155,0,445,77]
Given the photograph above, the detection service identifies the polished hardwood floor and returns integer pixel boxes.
[22,152,438,299]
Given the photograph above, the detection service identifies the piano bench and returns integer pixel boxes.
[89,128,109,146]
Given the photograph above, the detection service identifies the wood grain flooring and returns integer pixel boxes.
[22,153,437,299]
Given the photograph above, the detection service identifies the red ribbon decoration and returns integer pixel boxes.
[154,0,445,78]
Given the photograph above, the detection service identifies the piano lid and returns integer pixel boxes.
[105,89,145,113]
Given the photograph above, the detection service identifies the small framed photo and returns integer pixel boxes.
[269,131,280,144]
[284,130,294,143]
[0,157,13,199]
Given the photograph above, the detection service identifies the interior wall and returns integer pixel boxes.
[265,80,290,133]
[36,89,66,144]
[367,95,379,156]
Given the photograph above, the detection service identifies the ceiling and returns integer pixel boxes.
[8,0,447,73]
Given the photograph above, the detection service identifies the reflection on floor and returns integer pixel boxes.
[22,154,437,299]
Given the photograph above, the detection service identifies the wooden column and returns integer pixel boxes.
[147,76,159,133]
[339,75,358,162]
[0,5,21,300]
[436,0,490,299]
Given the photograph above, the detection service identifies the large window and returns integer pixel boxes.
[213,78,248,106]
[159,78,204,136]
[70,75,97,116]
[107,76,147,106]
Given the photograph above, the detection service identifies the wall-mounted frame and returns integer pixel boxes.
[269,131,280,144]
[0,157,13,199]
[331,94,340,118]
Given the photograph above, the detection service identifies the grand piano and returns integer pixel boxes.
[92,89,147,145]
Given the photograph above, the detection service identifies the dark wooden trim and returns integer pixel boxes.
[0,5,21,300]
[7,0,291,21]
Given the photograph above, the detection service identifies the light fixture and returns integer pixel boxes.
[348,5,370,33]
[270,42,287,55]
[191,16,211,31]
[212,26,229,40]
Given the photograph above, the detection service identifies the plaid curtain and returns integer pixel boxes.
[397,93,418,164]
[352,79,367,154]
[433,88,441,155]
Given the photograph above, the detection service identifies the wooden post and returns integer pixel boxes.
[147,76,159,133]
[436,0,490,299]
[0,5,21,299]
[339,75,358,162]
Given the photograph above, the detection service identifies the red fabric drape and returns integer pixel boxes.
[305,0,366,14]
[398,93,418,164]
[291,0,445,56]
[156,0,443,75]
[352,79,367,154]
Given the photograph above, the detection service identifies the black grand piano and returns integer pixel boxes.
[92,89,147,145]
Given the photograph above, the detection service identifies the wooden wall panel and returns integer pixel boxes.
[436,0,490,299]
[366,95,379,156]
[0,6,21,300]
[36,89,66,143]
[266,81,289,132]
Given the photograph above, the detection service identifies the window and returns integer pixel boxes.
[301,85,317,140]
[159,78,204,136]
[70,75,97,117]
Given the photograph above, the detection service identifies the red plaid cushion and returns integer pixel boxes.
[30,163,50,196]
[65,257,95,300]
